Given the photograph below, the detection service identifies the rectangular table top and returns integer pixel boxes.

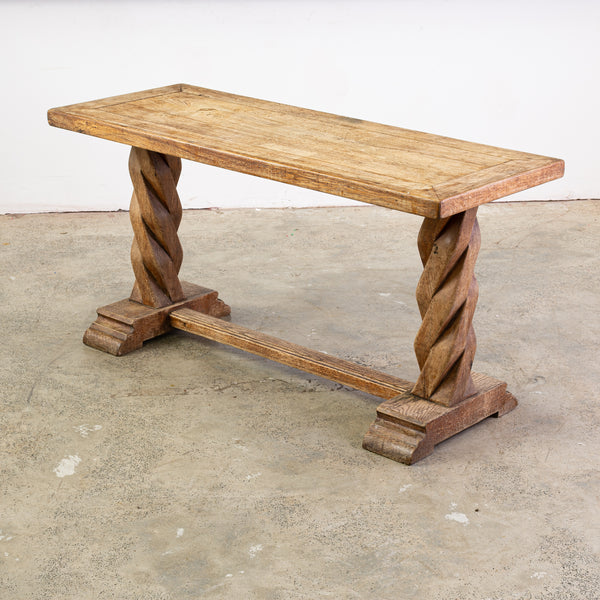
[48,84,564,218]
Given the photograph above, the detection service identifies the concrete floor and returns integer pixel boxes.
[0,200,599,599]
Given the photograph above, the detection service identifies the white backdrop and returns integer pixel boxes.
[1,0,597,213]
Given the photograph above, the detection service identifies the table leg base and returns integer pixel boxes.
[83,281,230,356]
[362,373,517,464]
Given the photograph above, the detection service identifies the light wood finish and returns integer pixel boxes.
[82,147,235,356]
[48,84,564,218]
[129,147,185,308]
[83,282,230,356]
[170,308,413,400]
[362,373,517,464]
[412,207,480,406]
[49,85,564,464]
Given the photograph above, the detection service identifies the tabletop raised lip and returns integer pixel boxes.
[48,85,564,464]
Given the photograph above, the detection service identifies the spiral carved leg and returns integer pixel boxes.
[363,206,517,464]
[129,147,185,308]
[412,208,481,407]
[83,146,230,355]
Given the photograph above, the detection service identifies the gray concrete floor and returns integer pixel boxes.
[0,200,599,599]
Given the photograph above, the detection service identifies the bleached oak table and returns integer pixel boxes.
[48,84,564,464]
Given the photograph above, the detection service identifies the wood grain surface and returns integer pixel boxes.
[363,372,518,464]
[170,307,413,400]
[83,282,231,356]
[128,147,185,307]
[412,207,480,406]
[48,84,564,218]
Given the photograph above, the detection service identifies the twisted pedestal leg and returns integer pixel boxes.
[129,147,185,308]
[412,207,480,406]
[83,147,230,355]
[363,207,516,464]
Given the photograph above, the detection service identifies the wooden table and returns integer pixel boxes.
[48,84,564,464]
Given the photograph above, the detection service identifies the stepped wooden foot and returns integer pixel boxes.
[362,373,517,464]
[83,282,230,356]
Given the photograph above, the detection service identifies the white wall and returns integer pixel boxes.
[1,0,597,213]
